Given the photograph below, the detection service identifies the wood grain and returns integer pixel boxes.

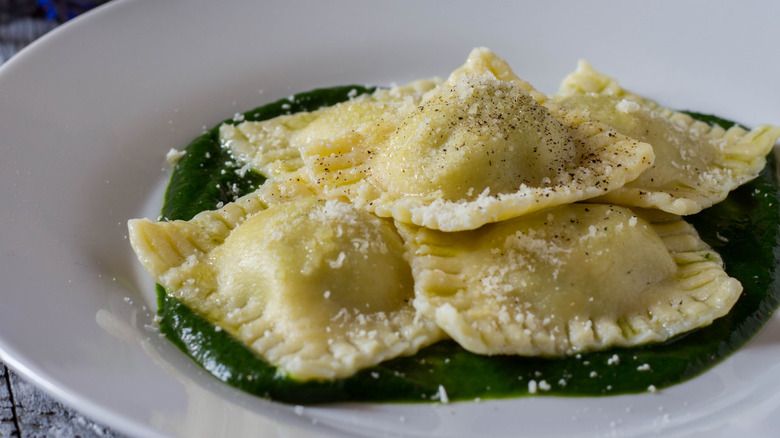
[1,363,125,438]
[1,364,18,437]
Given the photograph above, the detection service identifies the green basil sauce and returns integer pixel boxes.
[156,87,780,404]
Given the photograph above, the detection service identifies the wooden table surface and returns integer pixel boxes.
[1,362,125,437]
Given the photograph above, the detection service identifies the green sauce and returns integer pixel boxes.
[156,87,780,404]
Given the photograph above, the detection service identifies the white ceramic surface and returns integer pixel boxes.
[1,1,780,437]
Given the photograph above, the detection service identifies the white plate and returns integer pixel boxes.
[2,0,780,436]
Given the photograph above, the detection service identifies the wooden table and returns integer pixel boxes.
[1,362,125,437]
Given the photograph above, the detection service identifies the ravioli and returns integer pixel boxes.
[554,61,780,215]
[221,48,654,231]
[398,204,742,356]
[129,47,773,393]
[128,190,269,278]
[219,79,441,178]
[129,196,442,380]
[305,48,655,231]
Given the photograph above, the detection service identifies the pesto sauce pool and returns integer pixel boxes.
[155,86,780,404]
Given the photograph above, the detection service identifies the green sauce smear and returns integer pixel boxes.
[155,87,780,404]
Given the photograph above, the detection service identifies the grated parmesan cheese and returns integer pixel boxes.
[165,148,187,165]
[328,252,347,269]
[437,385,450,403]
[615,99,641,114]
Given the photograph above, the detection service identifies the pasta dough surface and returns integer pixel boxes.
[219,79,441,178]
[129,195,442,380]
[398,204,742,356]
[555,61,780,215]
[128,47,763,385]
[304,48,654,231]
[221,48,654,231]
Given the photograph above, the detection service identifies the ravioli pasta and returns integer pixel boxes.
[219,79,441,178]
[397,204,742,356]
[129,195,443,380]
[554,61,780,215]
[128,47,773,386]
[222,48,655,231]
